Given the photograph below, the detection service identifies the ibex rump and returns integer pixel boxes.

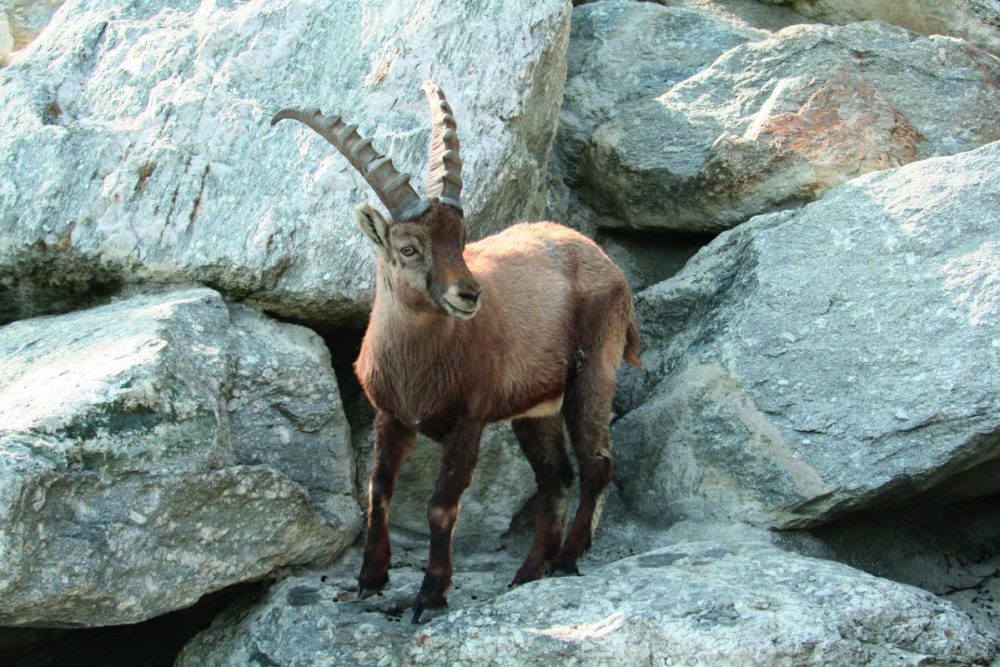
[273,81,639,623]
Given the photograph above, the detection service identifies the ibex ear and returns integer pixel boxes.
[354,203,390,248]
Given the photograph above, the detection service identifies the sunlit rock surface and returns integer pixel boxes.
[582,21,1000,232]
[759,0,1000,55]
[0,0,570,327]
[0,288,359,626]
[614,140,1000,527]
[177,541,995,666]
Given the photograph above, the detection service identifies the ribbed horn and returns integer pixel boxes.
[271,107,426,221]
[421,81,463,208]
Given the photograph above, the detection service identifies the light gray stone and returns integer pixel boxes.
[0,288,359,626]
[2,0,65,54]
[582,21,1000,232]
[177,541,996,666]
[0,13,13,64]
[0,0,570,326]
[613,140,1000,528]
[227,303,356,520]
[557,0,765,184]
[759,0,1000,55]
[796,496,1000,639]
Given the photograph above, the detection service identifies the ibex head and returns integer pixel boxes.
[272,81,481,320]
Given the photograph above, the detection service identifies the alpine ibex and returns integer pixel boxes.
[272,81,639,623]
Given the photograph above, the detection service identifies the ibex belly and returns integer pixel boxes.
[511,394,563,419]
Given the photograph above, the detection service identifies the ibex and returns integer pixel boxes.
[272,81,639,623]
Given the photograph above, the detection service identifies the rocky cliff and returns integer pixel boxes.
[1,0,998,665]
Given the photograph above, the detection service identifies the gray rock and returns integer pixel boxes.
[596,228,710,293]
[177,541,996,666]
[582,21,1000,232]
[176,542,521,667]
[760,0,1000,56]
[0,0,570,326]
[613,140,1000,528]
[795,496,1000,639]
[557,0,765,183]
[0,288,359,626]
[1,0,65,54]
[0,14,13,64]
[227,303,356,520]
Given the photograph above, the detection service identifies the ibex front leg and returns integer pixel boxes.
[358,411,415,599]
[412,420,483,623]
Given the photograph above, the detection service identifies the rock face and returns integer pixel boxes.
[556,0,765,185]
[760,0,1000,55]
[582,21,1000,233]
[0,0,570,327]
[614,140,1000,528]
[2,0,65,53]
[176,540,996,666]
[0,288,359,627]
[0,15,13,64]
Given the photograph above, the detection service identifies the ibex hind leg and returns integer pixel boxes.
[510,415,575,586]
[551,342,620,576]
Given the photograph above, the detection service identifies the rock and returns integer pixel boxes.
[0,0,571,327]
[2,0,64,53]
[226,303,356,520]
[613,140,1000,528]
[177,541,996,665]
[796,495,1000,638]
[596,229,710,294]
[0,14,13,65]
[556,0,765,184]
[0,288,359,626]
[175,543,519,667]
[353,421,535,542]
[759,0,1000,56]
[582,21,1000,233]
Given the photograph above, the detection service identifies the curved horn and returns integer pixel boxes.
[271,107,426,221]
[421,81,463,208]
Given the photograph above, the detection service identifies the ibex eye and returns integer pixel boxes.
[400,246,418,257]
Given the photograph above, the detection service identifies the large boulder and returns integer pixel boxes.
[556,0,765,185]
[613,140,1000,528]
[581,21,1000,233]
[0,288,359,627]
[176,540,996,665]
[1,0,65,54]
[0,0,571,327]
[759,0,1000,56]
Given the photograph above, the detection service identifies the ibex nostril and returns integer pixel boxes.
[454,280,481,304]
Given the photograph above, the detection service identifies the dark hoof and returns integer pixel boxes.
[356,574,388,600]
[411,596,448,624]
[548,562,581,577]
[356,585,383,600]
[509,566,546,588]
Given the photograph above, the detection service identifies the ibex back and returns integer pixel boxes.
[273,81,640,623]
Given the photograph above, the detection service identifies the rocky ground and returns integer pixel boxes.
[1,0,999,665]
